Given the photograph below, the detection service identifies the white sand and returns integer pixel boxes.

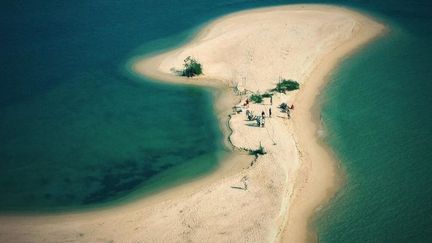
[0,4,385,243]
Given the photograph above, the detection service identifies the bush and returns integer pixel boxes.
[279,102,288,110]
[262,92,273,98]
[249,142,266,156]
[274,79,299,93]
[181,56,202,77]
[250,93,263,103]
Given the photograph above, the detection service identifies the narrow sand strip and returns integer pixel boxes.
[0,4,385,243]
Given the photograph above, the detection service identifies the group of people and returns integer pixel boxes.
[243,97,294,128]
[246,109,266,127]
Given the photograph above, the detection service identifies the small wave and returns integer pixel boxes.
[317,128,327,138]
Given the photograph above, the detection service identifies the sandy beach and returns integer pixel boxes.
[0,4,385,243]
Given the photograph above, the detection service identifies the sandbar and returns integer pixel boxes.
[0,4,385,243]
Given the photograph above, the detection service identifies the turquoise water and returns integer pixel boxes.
[1,0,432,241]
[317,3,432,242]
[0,1,230,212]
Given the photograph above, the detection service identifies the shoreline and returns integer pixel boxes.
[0,4,386,242]
[132,5,387,241]
[280,20,388,242]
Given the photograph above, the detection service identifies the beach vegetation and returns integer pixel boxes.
[274,79,300,93]
[249,142,266,157]
[262,92,273,98]
[279,102,288,110]
[181,56,203,77]
[250,93,263,103]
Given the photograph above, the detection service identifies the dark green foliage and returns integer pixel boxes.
[250,93,263,103]
[249,142,266,156]
[274,79,300,93]
[181,56,203,77]
[262,92,273,98]
[279,102,288,110]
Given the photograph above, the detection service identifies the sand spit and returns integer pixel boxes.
[0,4,385,243]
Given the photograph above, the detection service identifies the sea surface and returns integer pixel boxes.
[1,0,431,241]
[317,1,432,242]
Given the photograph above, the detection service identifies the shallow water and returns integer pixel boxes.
[317,2,432,241]
[0,0,229,212]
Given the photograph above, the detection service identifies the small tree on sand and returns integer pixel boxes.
[182,56,203,77]
[250,93,263,103]
[249,142,266,157]
[274,79,300,93]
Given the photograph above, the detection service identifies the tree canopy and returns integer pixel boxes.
[182,56,203,77]
[274,79,300,93]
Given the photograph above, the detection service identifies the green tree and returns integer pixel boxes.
[182,56,203,77]
[274,79,300,93]
[250,93,263,103]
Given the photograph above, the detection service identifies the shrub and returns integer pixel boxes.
[279,102,288,110]
[181,56,202,77]
[250,93,263,103]
[274,79,299,93]
[249,142,266,156]
[262,92,273,98]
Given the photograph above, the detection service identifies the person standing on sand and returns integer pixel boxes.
[270,96,273,105]
[269,108,272,118]
[286,108,291,119]
[261,111,265,118]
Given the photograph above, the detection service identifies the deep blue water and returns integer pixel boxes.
[1,0,431,241]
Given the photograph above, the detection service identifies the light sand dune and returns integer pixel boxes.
[0,4,385,243]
